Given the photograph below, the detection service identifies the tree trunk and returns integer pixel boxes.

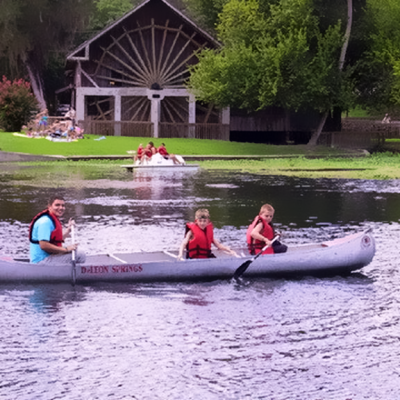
[308,0,353,146]
[338,0,353,72]
[307,110,329,146]
[26,62,47,111]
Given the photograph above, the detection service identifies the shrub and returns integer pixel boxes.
[0,76,39,132]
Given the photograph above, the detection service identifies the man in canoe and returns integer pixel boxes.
[247,204,287,255]
[178,208,237,260]
[29,195,86,264]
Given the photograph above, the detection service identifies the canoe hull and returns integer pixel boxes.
[0,230,375,284]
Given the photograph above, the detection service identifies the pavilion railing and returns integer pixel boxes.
[318,120,400,150]
[78,120,230,140]
[159,123,230,140]
[78,120,153,137]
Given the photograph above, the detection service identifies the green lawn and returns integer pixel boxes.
[4,131,400,179]
[0,131,356,157]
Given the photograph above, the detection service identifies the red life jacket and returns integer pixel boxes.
[246,215,274,255]
[186,222,214,259]
[137,145,144,157]
[144,148,152,158]
[29,209,63,247]
[158,146,169,156]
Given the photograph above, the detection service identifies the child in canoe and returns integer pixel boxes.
[247,203,287,255]
[178,208,237,260]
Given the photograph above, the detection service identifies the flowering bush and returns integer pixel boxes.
[0,76,39,132]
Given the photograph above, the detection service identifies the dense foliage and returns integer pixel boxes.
[1,0,400,117]
[0,0,94,109]
[0,76,39,132]
[357,0,400,115]
[188,0,352,114]
[89,0,138,30]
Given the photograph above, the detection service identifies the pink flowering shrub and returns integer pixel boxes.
[0,76,39,132]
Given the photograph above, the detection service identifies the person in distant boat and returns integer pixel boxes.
[247,204,287,255]
[178,208,237,260]
[29,195,86,264]
[134,143,144,163]
[157,143,182,165]
[140,141,157,163]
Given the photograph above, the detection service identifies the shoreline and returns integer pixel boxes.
[0,149,369,163]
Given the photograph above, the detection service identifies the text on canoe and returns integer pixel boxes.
[80,264,143,274]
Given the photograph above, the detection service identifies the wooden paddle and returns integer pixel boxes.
[233,235,280,281]
[71,223,77,286]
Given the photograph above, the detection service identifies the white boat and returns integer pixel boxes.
[122,153,199,170]
[0,230,375,284]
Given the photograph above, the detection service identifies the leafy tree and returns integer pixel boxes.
[188,0,352,138]
[357,0,400,115]
[0,0,94,110]
[182,0,229,31]
[0,76,39,132]
[89,0,138,31]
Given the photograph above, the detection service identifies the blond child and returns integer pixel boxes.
[247,204,287,255]
[178,209,237,260]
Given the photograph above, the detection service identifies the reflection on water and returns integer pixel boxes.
[0,164,400,398]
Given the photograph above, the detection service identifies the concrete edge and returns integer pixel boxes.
[0,151,66,162]
[1,150,369,163]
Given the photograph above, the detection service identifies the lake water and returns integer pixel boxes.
[0,164,399,399]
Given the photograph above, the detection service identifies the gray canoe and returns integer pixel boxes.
[0,230,375,284]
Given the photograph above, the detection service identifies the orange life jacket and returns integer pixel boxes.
[246,215,274,255]
[29,209,63,247]
[186,222,214,259]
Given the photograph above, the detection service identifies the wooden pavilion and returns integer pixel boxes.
[66,0,229,139]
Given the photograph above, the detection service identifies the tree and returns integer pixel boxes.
[182,0,229,31]
[308,0,353,145]
[356,0,400,115]
[89,0,138,31]
[0,0,94,110]
[188,0,352,135]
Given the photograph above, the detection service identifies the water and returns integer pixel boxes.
[0,164,399,399]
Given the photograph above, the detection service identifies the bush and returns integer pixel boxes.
[0,76,39,132]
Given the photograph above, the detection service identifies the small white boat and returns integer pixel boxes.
[0,230,375,284]
[122,153,199,170]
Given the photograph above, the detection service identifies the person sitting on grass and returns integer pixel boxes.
[247,203,287,255]
[178,208,237,260]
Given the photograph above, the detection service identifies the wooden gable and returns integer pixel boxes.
[67,0,219,90]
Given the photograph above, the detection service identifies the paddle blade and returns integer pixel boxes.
[233,260,252,280]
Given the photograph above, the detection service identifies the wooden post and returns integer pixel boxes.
[76,88,85,122]
[188,94,196,138]
[114,94,121,136]
[148,90,164,138]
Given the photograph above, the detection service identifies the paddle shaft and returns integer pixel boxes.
[71,224,76,286]
[233,235,280,280]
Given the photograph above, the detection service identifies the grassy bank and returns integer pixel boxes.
[7,153,400,180]
[1,131,357,157]
[198,153,400,179]
[3,131,400,180]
